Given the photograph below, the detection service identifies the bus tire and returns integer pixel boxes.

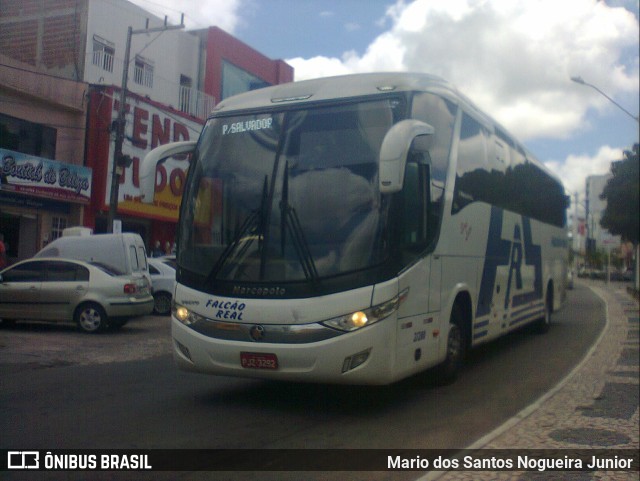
[433,304,466,384]
[534,286,552,334]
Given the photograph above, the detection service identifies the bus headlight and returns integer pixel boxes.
[322,288,409,332]
[172,303,205,326]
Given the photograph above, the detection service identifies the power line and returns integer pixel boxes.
[120,0,212,30]
[0,61,84,83]
[1,90,202,137]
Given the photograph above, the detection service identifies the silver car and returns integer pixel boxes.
[147,257,176,315]
[0,257,153,333]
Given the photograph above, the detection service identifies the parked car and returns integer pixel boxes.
[0,258,153,332]
[35,232,151,286]
[159,255,176,269]
[148,257,176,315]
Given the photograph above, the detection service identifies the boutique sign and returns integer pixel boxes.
[0,149,92,204]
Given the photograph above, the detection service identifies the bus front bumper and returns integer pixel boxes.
[170,316,396,385]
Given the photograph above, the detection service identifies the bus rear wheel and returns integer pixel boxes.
[534,287,552,334]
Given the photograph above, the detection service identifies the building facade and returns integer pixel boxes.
[0,54,91,263]
[197,26,293,105]
[1,0,293,259]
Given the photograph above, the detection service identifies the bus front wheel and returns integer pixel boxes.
[433,304,466,384]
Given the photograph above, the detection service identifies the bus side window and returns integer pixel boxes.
[452,113,489,213]
[410,92,455,186]
[401,147,436,255]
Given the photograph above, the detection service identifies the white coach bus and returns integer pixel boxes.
[140,73,569,385]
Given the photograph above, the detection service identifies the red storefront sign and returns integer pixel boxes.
[86,87,204,223]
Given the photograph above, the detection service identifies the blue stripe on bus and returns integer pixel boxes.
[511,216,543,307]
[473,330,488,340]
[477,207,544,321]
[509,309,544,327]
[476,207,511,318]
[511,302,545,317]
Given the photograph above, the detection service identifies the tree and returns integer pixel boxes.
[600,143,639,291]
[600,144,639,244]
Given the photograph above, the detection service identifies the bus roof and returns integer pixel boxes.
[213,72,468,113]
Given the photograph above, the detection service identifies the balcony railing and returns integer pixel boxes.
[179,85,215,120]
[88,51,214,120]
[133,64,154,88]
[92,50,114,73]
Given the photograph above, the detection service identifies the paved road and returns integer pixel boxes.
[0,284,605,481]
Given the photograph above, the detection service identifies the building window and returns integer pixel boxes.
[0,113,56,159]
[221,61,269,100]
[92,36,115,73]
[134,56,154,88]
[51,217,67,242]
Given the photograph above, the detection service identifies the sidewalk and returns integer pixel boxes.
[422,280,639,481]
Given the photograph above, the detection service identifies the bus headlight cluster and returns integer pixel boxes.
[172,303,205,326]
[322,288,409,332]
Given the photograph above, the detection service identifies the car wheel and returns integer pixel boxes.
[432,304,466,385]
[74,303,107,333]
[153,292,172,316]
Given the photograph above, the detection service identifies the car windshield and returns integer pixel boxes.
[160,259,177,270]
[178,99,403,285]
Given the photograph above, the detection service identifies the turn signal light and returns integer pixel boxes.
[342,348,372,373]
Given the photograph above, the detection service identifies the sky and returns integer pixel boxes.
[130,0,639,221]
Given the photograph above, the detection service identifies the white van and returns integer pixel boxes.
[36,233,151,285]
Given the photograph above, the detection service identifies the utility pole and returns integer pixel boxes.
[573,191,579,268]
[108,15,185,233]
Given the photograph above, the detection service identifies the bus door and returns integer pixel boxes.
[429,255,441,312]
[396,145,442,370]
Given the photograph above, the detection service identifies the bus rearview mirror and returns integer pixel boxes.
[139,141,197,204]
[379,120,434,194]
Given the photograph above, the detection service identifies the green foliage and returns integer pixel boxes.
[586,248,605,270]
[600,144,639,244]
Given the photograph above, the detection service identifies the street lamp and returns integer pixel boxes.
[570,76,639,123]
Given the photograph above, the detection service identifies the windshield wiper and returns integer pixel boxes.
[279,161,319,284]
[207,176,269,282]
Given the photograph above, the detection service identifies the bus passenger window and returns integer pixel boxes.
[453,113,489,213]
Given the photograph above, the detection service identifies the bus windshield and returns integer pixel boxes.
[178,99,404,287]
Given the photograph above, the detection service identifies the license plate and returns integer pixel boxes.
[240,352,278,370]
